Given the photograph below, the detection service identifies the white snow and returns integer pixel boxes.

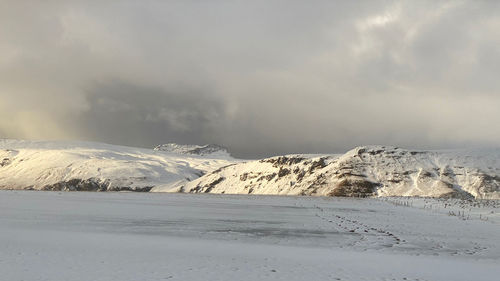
[0,139,235,191]
[153,143,231,158]
[1,190,499,281]
[170,146,500,199]
[1,140,500,198]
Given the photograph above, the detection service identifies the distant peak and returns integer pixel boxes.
[154,143,229,156]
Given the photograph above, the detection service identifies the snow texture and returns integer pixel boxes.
[1,140,500,198]
[0,139,235,192]
[167,146,500,199]
[154,143,230,157]
[1,191,499,281]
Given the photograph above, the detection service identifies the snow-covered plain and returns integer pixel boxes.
[1,190,499,281]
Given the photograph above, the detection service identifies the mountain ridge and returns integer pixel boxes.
[154,143,231,157]
[156,145,500,199]
[0,140,499,198]
[0,139,234,192]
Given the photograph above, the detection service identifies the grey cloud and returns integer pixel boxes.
[1,0,500,158]
[73,81,224,149]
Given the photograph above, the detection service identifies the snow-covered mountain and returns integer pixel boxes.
[158,146,500,199]
[0,140,235,191]
[154,143,230,157]
[1,140,499,199]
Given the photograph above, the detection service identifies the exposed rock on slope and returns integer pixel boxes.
[0,140,234,191]
[154,143,230,157]
[163,146,500,199]
[1,140,499,198]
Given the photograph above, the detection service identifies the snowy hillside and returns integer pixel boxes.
[161,146,500,199]
[154,143,230,157]
[0,140,235,191]
[1,140,499,198]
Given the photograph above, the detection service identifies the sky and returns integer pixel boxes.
[1,0,500,158]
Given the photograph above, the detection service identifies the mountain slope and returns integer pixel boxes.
[154,143,230,157]
[160,146,500,199]
[0,140,235,191]
[2,140,499,198]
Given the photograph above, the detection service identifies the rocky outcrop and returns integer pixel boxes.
[173,146,500,199]
[40,178,153,192]
[154,143,229,157]
[0,139,235,192]
[1,140,499,198]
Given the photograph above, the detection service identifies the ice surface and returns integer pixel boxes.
[1,191,499,281]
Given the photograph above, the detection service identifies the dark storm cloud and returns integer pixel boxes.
[1,0,500,158]
[74,81,224,149]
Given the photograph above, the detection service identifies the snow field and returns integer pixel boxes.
[1,191,499,281]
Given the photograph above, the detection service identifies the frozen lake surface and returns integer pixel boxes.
[1,191,499,281]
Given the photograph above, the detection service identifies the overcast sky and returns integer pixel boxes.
[1,1,499,158]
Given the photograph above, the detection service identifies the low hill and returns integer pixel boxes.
[157,146,500,199]
[0,140,234,191]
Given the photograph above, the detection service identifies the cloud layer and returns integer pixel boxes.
[1,1,500,158]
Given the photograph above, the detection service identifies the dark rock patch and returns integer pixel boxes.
[278,167,291,178]
[266,173,277,181]
[0,158,11,167]
[204,177,226,193]
[260,156,307,167]
[308,157,328,174]
[41,178,109,191]
[329,179,379,197]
